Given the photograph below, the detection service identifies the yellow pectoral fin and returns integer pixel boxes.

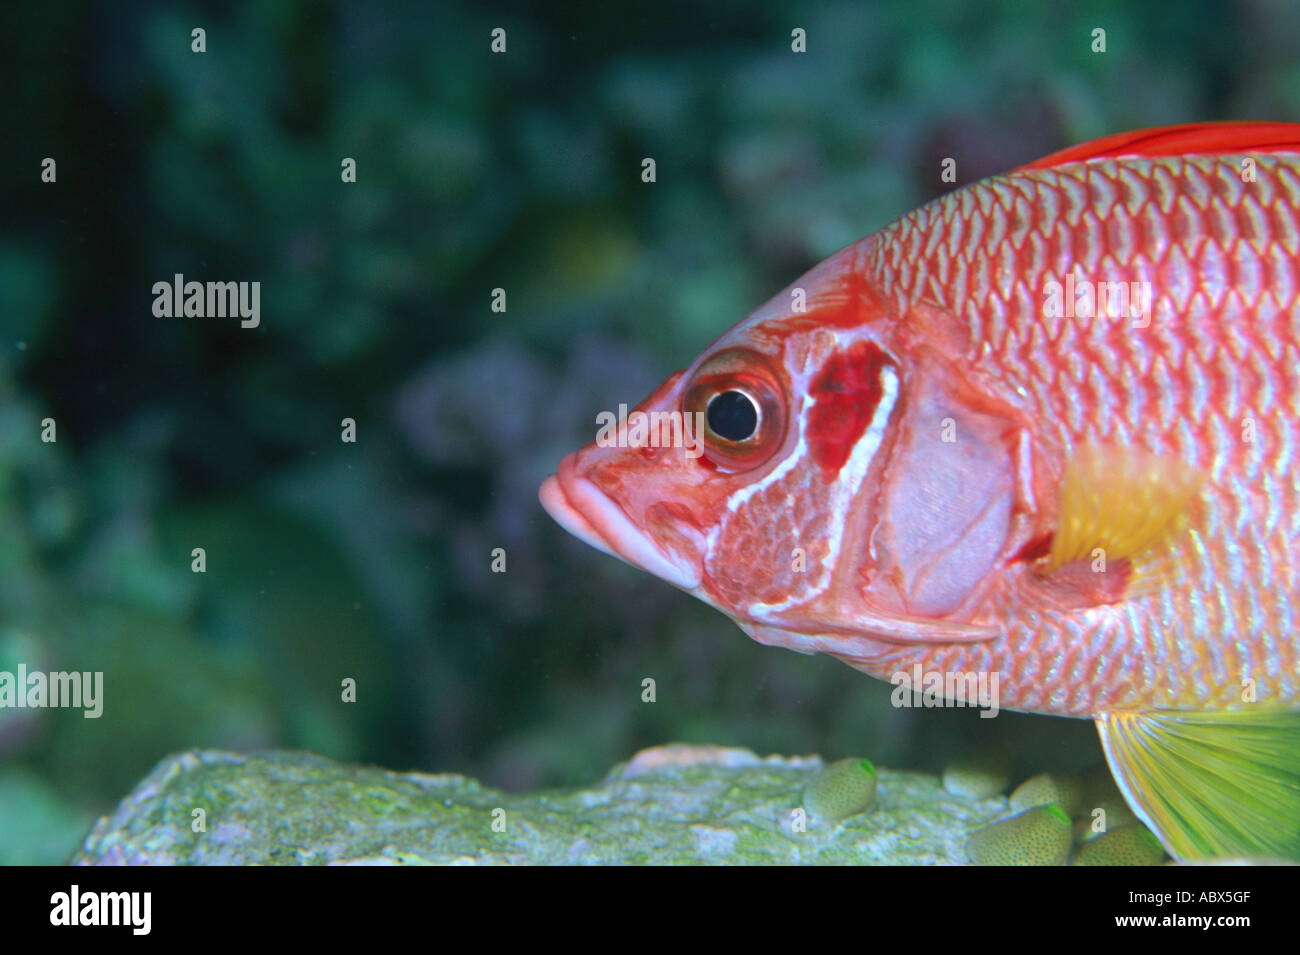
[1043,445,1202,598]
[1097,709,1300,862]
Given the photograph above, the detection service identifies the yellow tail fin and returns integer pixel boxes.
[1097,709,1300,861]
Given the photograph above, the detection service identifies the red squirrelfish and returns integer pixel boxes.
[539,122,1300,861]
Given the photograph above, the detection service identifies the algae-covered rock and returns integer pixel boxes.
[802,758,878,824]
[1074,767,1138,842]
[1009,772,1084,817]
[1072,824,1166,866]
[73,745,1010,865]
[966,805,1074,865]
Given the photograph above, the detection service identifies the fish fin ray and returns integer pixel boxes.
[1096,709,1300,861]
[1045,444,1201,582]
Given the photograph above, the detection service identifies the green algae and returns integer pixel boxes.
[802,757,878,824]
[1073,824,1166,866]
[72,747,1183,865]
[966,804,1074,865]
[73,746,1008,865]
[1010,772,1085,817]
[1074,767,1138,842]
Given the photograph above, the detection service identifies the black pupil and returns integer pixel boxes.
[707,390,758,442]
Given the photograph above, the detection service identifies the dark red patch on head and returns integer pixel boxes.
[807,341,893,476]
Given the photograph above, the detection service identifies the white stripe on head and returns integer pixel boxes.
[741,354,900,618]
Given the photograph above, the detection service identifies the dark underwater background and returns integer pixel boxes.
[2,0,1297,863]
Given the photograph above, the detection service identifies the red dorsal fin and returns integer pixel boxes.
[1016,121,1300,172]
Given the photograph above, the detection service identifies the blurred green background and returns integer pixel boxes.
[3,0,1298,863]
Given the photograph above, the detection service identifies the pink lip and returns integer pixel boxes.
[539,457,702,591]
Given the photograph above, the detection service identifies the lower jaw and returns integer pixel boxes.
[539,470,701,591]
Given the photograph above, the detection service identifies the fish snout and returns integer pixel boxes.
[539,454,703,591]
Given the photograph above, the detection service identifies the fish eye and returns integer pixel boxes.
[706,390,759,442]
[683,348,786,471]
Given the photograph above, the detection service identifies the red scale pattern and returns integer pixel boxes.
[851,151,1300,715]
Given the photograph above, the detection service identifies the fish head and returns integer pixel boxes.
[541,240,1038,654]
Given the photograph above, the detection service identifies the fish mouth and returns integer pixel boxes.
[539,458,702,591]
